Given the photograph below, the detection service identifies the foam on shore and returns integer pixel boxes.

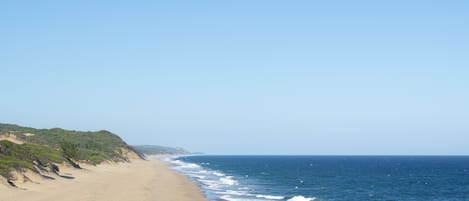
[167,157,316,201]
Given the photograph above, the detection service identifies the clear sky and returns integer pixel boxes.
[1,1,468,155]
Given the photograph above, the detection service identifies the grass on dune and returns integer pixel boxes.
[0,123,138,180]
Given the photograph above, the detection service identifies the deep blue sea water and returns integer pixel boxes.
[168,156,469,201]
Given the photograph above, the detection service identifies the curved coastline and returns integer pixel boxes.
[0,157,209,201]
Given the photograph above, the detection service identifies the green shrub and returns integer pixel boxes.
[0,123,137,179]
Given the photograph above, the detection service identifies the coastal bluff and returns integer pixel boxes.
[0,123,142,188]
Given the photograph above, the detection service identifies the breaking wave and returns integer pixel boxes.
[167,157,319,201]
[287,196,318,201]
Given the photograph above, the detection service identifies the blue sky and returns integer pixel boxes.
[1,1,468,154]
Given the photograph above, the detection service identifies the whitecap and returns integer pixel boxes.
[219,195,265,201]
[255,194,285,200]
[287,196,318,201]
[213,171,226,177]
[170,160,202,169]
[220,176,239,186]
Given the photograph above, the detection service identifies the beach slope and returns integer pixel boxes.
[0,158,208,201]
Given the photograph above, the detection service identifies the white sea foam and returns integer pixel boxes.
[199,179,215,184]
[287,196,318,201]
[191,174,206,179]
[255,194,285,200]
[169,158,289,201]
[219,195,265,201]
[213,171,226,177]
[171,160,202,169]
[220,176,239,185]
[199,179,221,189]
[182,163,202,169]
[220,190,250,196]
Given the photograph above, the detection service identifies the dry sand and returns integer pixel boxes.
[0,157,209,201]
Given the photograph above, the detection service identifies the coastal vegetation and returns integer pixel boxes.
[0,123,140,181]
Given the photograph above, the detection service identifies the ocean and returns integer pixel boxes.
[167,156,469,201]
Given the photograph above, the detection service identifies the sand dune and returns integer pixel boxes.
[0,157,208,201]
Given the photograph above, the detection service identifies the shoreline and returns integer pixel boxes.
[0,157,209,201]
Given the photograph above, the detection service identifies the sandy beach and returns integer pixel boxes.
[0,157,209,201]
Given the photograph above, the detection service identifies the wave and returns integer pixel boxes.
[171,159,202,169]
[169,158,240,191]
[219,195,266,201]
[216,190,250,196]
[256,194,285,200]
[220,176,239,186]
[168,157,318,201]
[213,171,226,177]
[287,196,318,201]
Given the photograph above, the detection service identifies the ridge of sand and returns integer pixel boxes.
[0,133,24,144]
[0,157,209,201]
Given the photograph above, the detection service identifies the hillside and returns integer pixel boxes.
[133,145,191,155]
[0,123,141,185]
